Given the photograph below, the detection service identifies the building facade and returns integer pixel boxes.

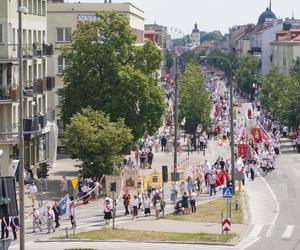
[271,29,300,74]
[47,2,145,151]
[0,0,57,176]
[191,23,200,47]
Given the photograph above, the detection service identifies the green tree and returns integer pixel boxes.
[206,49,238,76]
[60,12,165,139]
[235,55,260,96]
[165,50,174,73]
[178,63,211,134]
[200,31,223,42]
[64,107,133,177]
[261,67,300,128]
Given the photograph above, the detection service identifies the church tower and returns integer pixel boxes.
[191,23,201,47]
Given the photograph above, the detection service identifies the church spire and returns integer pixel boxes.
[269,0,272,10]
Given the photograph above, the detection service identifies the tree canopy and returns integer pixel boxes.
[178,63,211,134]
[200,31,223,42]
[261,66,300,129]
[235,55,260,95]
[64,107,133,177]
[60,12,165,139]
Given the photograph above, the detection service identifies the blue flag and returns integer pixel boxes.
[58,197,68,216]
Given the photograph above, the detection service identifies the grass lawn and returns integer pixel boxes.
[56,228,238,243]
[164,194,243,224]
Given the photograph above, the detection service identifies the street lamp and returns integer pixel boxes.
[200,56,236,194]
[17,3,27,250]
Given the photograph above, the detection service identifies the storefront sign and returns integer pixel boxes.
[78,15,98,22]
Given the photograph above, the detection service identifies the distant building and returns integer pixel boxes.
[191,23,201,47]
[144,24,168,49]
[0,0,57,176]
[271,29,300,74]
[47,2,144,151]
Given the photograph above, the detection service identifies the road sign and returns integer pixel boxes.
[71,178,79,190]
[223,187,233,198]
[222,218,231,232]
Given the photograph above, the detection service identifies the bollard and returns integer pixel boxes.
[65,227,69,238]
[235,199,239,210]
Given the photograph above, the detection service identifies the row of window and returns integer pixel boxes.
[56,28,72,42]
[23,0,46,16]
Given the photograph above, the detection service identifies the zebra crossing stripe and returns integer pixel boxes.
[281,225,294,238]
[249,224,263,237]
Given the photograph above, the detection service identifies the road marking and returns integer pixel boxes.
[249,224,263,237]
[281,225,294,238]
[259,175,280,238]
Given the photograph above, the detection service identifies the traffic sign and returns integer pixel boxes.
[222,187,233,198]
[222,218,231,232]
[71,177,79,190]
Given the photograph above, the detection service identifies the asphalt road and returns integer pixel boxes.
[247,138,300,250]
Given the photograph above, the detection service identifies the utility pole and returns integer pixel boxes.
[18,1,25,249]
[173,57,178,173]
[228,68,235,194]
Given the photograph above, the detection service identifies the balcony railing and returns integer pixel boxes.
[0,86,18,101]
[22,43,54,57]
[24,78,47,97]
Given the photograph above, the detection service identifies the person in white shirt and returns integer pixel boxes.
[143,196,151,216]
[47,206,55,233]
[190,190,197,213]
[132,195,139,220]
[29,183,38,207]
[69,202,77,229]
[32,208,42,233]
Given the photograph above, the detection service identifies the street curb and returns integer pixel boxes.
[35,239,237,246]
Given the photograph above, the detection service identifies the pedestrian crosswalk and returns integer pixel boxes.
[247,224,296,239]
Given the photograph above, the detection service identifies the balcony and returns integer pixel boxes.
[23,43,54,58]
[0,124,19,144]
[23,113,48,140]
[0,86,18,102]
[24,78,46,97]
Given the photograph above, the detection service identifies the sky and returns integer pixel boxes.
[67,0,300,36]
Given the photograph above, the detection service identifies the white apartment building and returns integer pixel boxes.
[250,19,283,75]
[0,0,57,176]
[47,1,145,152]
[271,29,300,75]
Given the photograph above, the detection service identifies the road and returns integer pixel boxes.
[246,137,300,250]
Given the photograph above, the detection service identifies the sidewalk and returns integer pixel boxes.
[117,219,248,236]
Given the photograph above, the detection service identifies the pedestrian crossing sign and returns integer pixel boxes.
[223,187,233,198]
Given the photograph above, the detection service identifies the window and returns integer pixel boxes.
[42,1,46,16]
[56,28,72,42]
[283,58,286,66]
[33,0,37,14]
[28,0,32,14]
[0,24,3,43]
[57,57,69,74]
[38,0,42,15]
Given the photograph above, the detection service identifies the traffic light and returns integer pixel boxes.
[162,165,168,183]
[40,162,49,179]
[37,168,42,179]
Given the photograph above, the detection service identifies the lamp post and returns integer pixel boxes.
[173,56,179,173]
[200,56,235,194]
[17,2,27,250]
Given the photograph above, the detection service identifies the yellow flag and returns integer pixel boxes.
[71,177,79,190]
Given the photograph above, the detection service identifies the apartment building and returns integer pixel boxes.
[271,29,300,75]
[47,1,145,151]
[0,0,57,176]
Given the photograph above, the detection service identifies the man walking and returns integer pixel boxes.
[47,206,55,233]
[53,199,62,228]
[209,173,217,196]
[32,208,42,233]
[10,216,19,240]
[1,216,9,239]
[122,192,131,215]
